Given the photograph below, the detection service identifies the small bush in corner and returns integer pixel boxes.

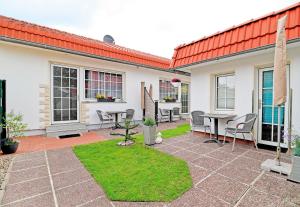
[143,118,156,127]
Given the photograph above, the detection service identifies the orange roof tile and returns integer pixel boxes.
[0,15,170,70]
[171,2,300,68]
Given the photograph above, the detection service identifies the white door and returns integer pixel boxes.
[51,65,79,124]
[258,67,289,147]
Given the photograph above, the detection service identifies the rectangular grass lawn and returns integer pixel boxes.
[73,135,192,202]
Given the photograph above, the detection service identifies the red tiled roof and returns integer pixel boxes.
[0,15,170,70]
[170,2,300,68]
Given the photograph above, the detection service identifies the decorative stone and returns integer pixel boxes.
[155,132,163,144]
[117,140,134,146]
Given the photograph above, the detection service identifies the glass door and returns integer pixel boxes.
[52,65,79,123]
[258,67,288,147]
[181,83,189,113]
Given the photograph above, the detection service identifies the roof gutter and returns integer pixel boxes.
[0,36,190,76]
[170,38,300,71]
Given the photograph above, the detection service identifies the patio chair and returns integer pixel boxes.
[159,109,170,123]
[223,113,258,152]
[122,109,135,122]
[191,111,211,139]
[96,110,113,129]
[172,107,181,121]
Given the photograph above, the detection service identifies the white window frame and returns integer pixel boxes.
[215,73,235,111]
[84,69,124,101]
[159,79,179,101]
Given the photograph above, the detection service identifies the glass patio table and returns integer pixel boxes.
[203,113,236,144]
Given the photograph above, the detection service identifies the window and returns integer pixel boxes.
[181,83,189,113]
[216,74,235,110]
[159,80,178,101]
[85,70,123,99]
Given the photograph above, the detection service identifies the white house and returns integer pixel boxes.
[0,15,190,137]
[171,3,300,147]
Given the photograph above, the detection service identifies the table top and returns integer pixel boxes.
[204,113,236,119]
[106,111,126,114]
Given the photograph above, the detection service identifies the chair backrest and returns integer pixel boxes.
[125,109,135,120]
[159,109,169,116]
[191,111,205,126]
[96,110,104,122]
[242,113,257,132]
[173,107,180,116]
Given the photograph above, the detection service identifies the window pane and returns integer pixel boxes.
[217,98,226,109]
[53,98,61,109]
[54,110,61,121]
[85,89,91,98]
[54,77,61,87]
[53,66,61,76]
[53,87,61,97]
[62,88,70,97]
[217,87,226,99]
[62,78,69,87]
[70,97,77,109]
[62,68,69,77]
[70,69,77,78]
[227,88,235,99]
[62,98,70,109]
[85,70,90,79]
[217,76,226,87]
[226,98,235,109]
[92,71,98,80]
[70,110,77,120]
[62,110,70,121]
[70,79,77,88]
[226,76,235,88]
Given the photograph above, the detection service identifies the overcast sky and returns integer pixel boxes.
[0,0,298,58]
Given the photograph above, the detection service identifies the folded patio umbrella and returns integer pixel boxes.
[273,15,287,165]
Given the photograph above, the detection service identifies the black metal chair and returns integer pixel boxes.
[191,111,211,139]
[96,110,113,129]
[223,113,258,151]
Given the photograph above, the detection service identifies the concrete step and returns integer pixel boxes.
[46,123,88,138]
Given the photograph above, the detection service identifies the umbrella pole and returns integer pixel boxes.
[276,105,281,166]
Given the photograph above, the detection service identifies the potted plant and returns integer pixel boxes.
[288,134,300,182]
[164,96,176,103]
[171,78,181,87]
[107,96,115,102]
[0,112,27,154]
[143,118,156,145]
[96,93,106,102]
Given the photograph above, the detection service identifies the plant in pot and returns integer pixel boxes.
[171,78,181,88]
[0,112,27,154]
[143,118,156,145]
[288,134,300,182]
[96,93,106,102]
[107,96,115,102]
[163,96,176,103]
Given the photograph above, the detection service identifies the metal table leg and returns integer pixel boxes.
[203,118,223,145]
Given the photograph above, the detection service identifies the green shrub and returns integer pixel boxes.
[294,136,300,157]
[143,118,156,126]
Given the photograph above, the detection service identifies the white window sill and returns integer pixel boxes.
[81,100,127,104]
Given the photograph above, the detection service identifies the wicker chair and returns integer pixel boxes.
[159,109,170,123]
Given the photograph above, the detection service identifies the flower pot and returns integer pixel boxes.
[1,141,19,154]
[164,99,176,103]
[288,155,300,183]
[171,82,180,88]
[143,125,156,145]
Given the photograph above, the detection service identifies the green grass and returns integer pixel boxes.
[73,134,192,202]
[161,123,191,139]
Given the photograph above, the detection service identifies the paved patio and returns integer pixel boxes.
[1,132,299,207]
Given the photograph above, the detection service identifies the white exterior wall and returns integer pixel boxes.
[189,43,300,143]
[0,42,190,135]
